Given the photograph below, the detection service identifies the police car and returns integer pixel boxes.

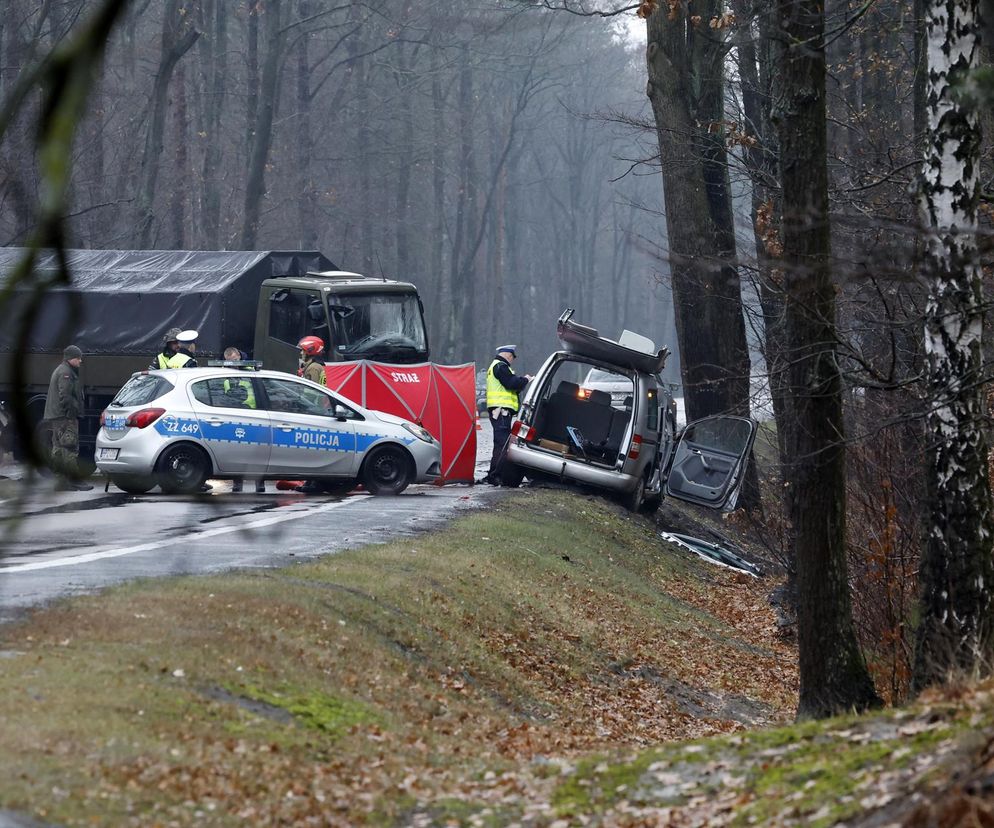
[94,367,441,495]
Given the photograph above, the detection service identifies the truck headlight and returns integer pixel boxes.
[402,422,435,443]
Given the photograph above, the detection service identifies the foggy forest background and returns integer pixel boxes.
[0,0,680,376]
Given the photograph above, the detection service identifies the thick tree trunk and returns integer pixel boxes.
[427,41,446,327]
[169,62,187,248]
[644,3,751,424]
[773,0,881,718]
[200,0,227,248]
[240,0,284,249]
[296,0,317,250]
[912,0,994,693]
[134,0,199,248]
[394,41,413,277]
[245,2,259,153]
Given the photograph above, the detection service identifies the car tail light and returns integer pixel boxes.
[511,418,536,442]
[628,434,643,460]
[577,388,591,399]
[99,410,106,427]
[125,407,166,429]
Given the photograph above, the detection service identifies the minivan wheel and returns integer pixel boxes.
[111,474,157,495]
[641,493,662,514]
[362,446,411,496]
[497,459,524,487]
[157,444,210,494]
[627,477,646,513]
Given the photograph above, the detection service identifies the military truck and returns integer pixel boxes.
[0,249,430,457]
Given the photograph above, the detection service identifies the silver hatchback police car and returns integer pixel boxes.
[95,367,441,495]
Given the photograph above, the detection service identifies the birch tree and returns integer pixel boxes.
[912,0,994,692]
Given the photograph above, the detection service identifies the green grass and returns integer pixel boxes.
[0,489,792,826]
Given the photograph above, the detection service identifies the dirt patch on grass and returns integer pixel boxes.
[0,489,796,825]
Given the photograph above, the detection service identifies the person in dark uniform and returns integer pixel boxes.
[43,345,93,491]
[174,330,199,367]
[482,345,531,484]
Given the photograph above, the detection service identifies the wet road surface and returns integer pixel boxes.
[0,425,497,623]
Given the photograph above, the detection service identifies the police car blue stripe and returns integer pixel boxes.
[151,414,415,453]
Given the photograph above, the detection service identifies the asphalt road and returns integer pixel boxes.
[0,425,497,624]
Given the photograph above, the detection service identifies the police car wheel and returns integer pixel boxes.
[362,446,411,496]
[111,475,157,495]
[157,444,211,495]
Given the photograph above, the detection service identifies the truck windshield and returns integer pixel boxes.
[330,292,427,358]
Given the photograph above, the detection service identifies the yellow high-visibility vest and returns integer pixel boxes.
[223,377,257,408]
[486,359,519,411]
[157,352,192,369]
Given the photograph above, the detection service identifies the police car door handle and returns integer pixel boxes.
[203,417,224,425]
[276,422,294,431]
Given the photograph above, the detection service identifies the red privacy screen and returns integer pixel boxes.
[324,361,477,483]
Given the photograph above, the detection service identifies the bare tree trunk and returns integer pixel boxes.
[169,62,187,248]
[445,43,475,360]
[645,3,751,423]
[394,41,413,277]
[296,0,317,250]
[200,0,227,248]
[912,0,994,693]
[428,40,446,328]
[773,0,880,718]
[246,1,259,153]
[134,0,199,247]
[240,0,284,249]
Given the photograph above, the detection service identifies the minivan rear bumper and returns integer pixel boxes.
[507,441,638,493]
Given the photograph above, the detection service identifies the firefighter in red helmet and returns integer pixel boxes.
[297,336,327,386]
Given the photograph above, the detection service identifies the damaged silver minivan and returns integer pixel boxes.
[500,309,756,513]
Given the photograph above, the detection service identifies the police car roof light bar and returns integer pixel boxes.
[206,360,264,369]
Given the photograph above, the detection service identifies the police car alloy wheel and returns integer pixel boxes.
[157,444,211,494]
[362,445,411,496]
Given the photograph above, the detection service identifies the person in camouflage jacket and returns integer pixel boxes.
[42,345,92,491]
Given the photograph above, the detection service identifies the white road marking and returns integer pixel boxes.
[1,496,371,574]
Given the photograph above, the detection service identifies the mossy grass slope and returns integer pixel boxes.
[0,489,794,826]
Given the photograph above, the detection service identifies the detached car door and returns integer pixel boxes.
[664,415,757,509]
[258,377,357,475]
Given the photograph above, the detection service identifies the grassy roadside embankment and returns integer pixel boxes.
[0,488,796,825]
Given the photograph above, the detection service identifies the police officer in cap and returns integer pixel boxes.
[483,344,531,484]
[174,330,199,367]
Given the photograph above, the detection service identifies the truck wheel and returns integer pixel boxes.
[361,446,411,496]
[157,444,210,495]
[318,480,355,495]
[111,475,157,495]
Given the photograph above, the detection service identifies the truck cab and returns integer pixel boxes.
[254,271,430,374]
